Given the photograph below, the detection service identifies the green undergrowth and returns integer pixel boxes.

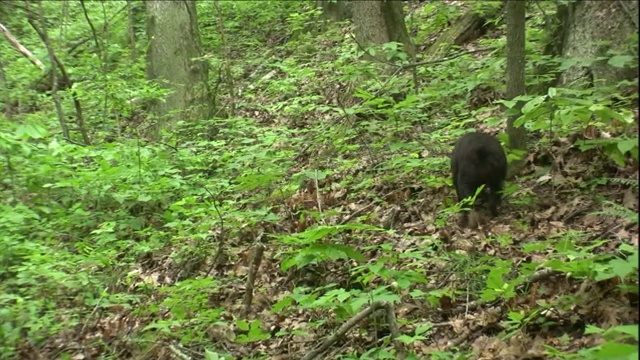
[1,1,638,359]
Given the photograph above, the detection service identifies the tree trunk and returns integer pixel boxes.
[317,0,352,21]
[558,0,639,88]
[426,3,502,59]
[352,1,414,60]
[0,55,10,119]
[505,0,527,176]
[146,0,214,139]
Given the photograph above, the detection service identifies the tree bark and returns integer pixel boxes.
[505,0,527,175]
[146,0,214,139]
[352,1,414,60]
[558,0,639,88]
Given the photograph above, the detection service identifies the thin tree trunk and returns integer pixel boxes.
[505,0,527,175]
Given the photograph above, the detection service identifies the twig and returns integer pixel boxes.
[26,1,91,145]
[168,344,191,360]
[79,0,101,52]
[447,326,487,349]
[314,170,323,214]
[212,0,237,117]
[348,33,394,67]
[339,201,377,225]
[203,186,226,276]
[339,187,413,226]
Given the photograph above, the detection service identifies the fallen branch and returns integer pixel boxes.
[301,301,407,360]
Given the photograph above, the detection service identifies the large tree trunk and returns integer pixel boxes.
[557,0,639,88]
[352,1,414,60]
[505,0,527,177]
[146,1,214,139]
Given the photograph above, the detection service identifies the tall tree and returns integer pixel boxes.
[146,1,213,139]
[352,1,414,60]
[505,0,527,175]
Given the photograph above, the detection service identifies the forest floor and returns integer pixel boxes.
[125,122,638,360]
[57,108,635,360]
[26,10,639,360]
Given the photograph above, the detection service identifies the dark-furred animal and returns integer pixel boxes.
[451,132,507,226]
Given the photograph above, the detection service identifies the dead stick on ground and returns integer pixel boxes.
[168,344,191,360]
[242,243,265,316]
[339,188,410,226]
[339,201,376,225]
[385,302,407,359]
[301,301,406,360]
[447,327,488,349]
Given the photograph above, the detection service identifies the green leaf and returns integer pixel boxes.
[521,95,547,114]
[486,268,505,289]
[236,319,249,331]
[271,297,294,314]
[16,123,47,139]
[594,341,638,359]
[608,55,633,68]
[584,325,604,335]
[415,323,433,335]
[499,99,517,109]
[609,258,637,280]
[304,170,329,180]
[617,139,637,155]
[204,349,220,360]
[610,325,639,340]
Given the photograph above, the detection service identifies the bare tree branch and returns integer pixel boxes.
[0,21,45,70]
